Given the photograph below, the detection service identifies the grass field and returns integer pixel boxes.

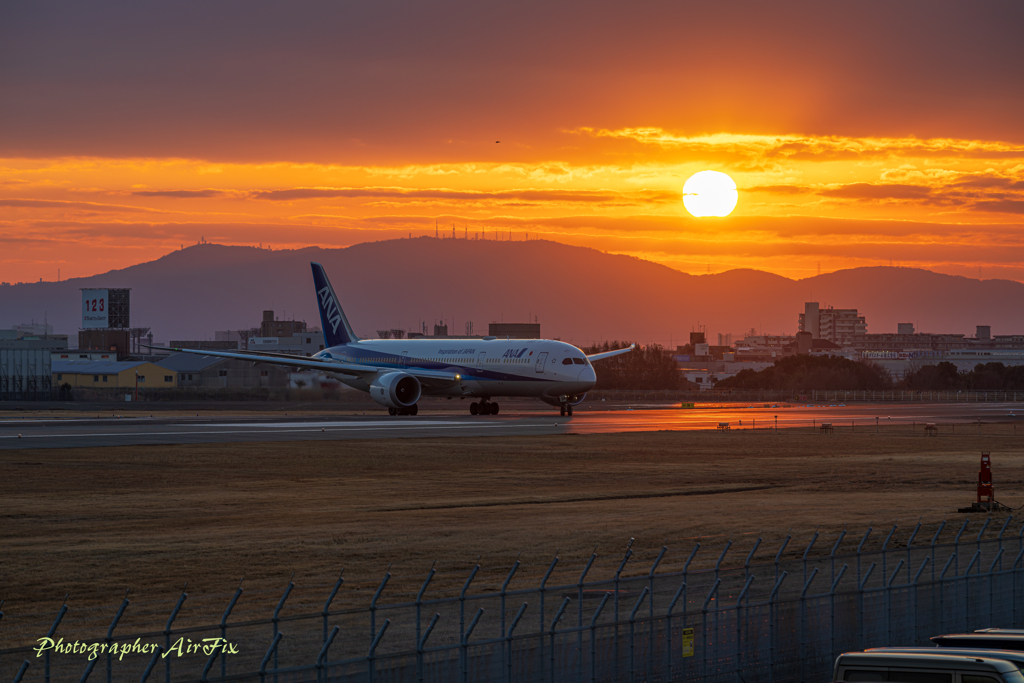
[3,425,1024,643]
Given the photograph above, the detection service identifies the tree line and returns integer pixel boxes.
[583,341,680,390]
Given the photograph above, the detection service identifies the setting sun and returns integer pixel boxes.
[683,170,738,218]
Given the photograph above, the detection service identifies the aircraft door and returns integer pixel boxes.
[535,351,548,373]
[477,352,486,374]
[401,351,408,369]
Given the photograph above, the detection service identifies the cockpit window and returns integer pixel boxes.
[572,358,586,365]
[562,358,573,365]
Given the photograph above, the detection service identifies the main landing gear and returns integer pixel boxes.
[559,404,573,417]
[388,404,419,416]
[470,400,499,416]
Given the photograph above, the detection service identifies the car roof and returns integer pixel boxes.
[933,634,1024,651]
[838,652,1018,673]
[871,648,1024,665]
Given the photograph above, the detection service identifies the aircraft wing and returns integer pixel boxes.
[587,344,635,362]
[146,346,460,382]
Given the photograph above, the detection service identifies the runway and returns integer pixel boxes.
[1,402,1020,449]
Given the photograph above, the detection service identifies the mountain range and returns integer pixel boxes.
[1,238,1021,346]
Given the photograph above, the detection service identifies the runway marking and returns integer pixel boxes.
[375,484,779,511]
[0,422,559,440]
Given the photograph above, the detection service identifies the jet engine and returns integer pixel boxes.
[369,372,422,409]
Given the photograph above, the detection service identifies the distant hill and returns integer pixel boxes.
[1,238,1021,345]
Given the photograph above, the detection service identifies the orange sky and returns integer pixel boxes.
[2,1,1023,284]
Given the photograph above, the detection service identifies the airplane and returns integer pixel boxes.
[157,262,633,416]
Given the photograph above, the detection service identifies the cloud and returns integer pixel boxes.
[0,198,165,214]
[132,189,227,198]
[248,186,677,204]
[972,200,1024,214]
[817,183,935,200]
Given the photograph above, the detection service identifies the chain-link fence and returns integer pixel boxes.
[3,519,1023,683]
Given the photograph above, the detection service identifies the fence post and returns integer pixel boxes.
[885,559,905,645]
[88,590,128,683]
[269,578,294,683]
[648,546,667,677]
[858,563,876,647]
[734,576,754,683]
[500,558,520,679]
[830,565,848,662]
[538,553,558,680]
[576,550,597,683]
[768,572,788,683]
[989,548,1005,626]
[140,645,164,683]
[459,561,480,661]
[930,521,946,583]
[913,557,931,643]
[882,524,898,587]
[368,619,391,683]
[964,551,981,630]
[775,534,791,584]
[831,531,847,588]
[589,593,612,683]
[323,572,344,644]
[666,579,687,676]
[701,579,721,683]
[906,519,922,583]
[857,528,873,586]
[417,613,440,683]
[12,661,29,683]
[629,587,650,683]
[802,530,819,586]
[940,553,956,634]
[613,538,635,680]
[160,587,188,683]
[977,517,991,558]
[312,626,339,683]
[415,564,436,652]
[259,633,282,683]
[370,566,391,640]
[43,599,68,683]
[507,602,528,683]
[551,597,571,683]
[800,568,819,683]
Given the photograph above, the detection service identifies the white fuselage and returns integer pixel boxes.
[315,338,596,400]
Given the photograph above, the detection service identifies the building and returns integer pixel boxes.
[798,302,866,346]
[169,340,239,351]
[1,332,68,400]
[260,310,308,338]
[898,323,915,335]
[52,360,176,389]
[157,353,291,388]
[246,333,324,356]
[489,323,541,339]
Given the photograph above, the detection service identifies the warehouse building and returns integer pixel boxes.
[156,353,291,388]
[52,360,176,389]
[1,329,69,400]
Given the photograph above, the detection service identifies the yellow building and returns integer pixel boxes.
[53,360,177,388]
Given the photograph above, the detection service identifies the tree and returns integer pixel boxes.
[715,354,892,391]
[582,341,680,390]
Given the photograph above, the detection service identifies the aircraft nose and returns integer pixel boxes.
[579,366,596,384]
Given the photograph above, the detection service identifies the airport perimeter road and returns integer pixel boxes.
[0,402,1020,449]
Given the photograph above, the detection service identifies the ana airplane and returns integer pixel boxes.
[162,262,632,416]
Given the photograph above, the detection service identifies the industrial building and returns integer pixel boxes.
[157,353,291,388]
[1,329,69,400]
[52,360,176,389]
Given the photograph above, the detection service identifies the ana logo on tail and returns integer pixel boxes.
[318,285,342,335]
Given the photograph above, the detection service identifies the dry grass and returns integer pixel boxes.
[3,426,1024,636]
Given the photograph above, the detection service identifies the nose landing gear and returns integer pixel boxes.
[559,404,573,417]
[470,400,498,415]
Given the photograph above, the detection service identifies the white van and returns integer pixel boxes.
[833,652,1024,683]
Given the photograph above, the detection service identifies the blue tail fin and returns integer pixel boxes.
[311,262,359,347]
